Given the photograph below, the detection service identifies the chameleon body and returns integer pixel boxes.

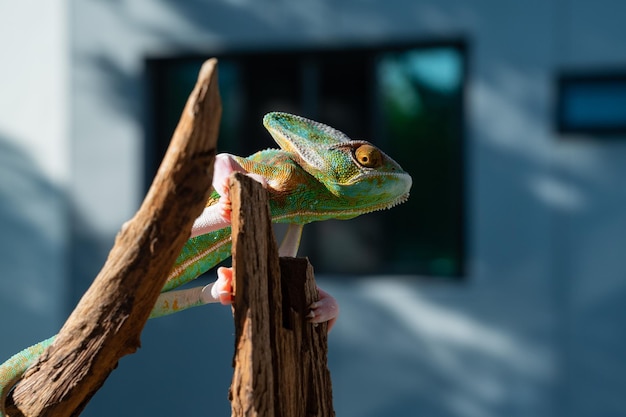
[0,112,412,414]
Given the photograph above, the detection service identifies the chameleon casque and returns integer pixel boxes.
[0,112,412,414]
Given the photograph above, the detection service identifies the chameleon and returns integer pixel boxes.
[0,112,412,414]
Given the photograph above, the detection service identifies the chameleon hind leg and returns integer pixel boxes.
[151,153,263,318]
[150,269,232,319]
[151,230,338,330]
[153,262,338,330]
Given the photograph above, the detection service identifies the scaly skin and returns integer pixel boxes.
[0,112,412,415]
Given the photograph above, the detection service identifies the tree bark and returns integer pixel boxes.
[8,59,222,417]
[229,173,279,417]
[274,258,335,417]
[228,174,335,417]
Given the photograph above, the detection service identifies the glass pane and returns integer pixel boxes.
[377,47,465,276]
[562,82,626,129]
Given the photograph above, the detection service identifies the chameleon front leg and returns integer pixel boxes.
[190,153,268,238]
[278,224,304,257]
[277,223,339,330]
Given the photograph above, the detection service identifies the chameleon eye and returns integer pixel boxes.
[355,145,382,168]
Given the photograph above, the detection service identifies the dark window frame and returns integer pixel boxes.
[145,39,468,278]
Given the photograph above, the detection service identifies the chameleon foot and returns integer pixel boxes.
[307,287,339,331]
[211,266,234,305]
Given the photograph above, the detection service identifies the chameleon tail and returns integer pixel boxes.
[0,336,55,416]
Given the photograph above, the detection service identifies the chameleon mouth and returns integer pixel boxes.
[360,192,410,215]
[386,192,410,209]
[271,191,410,224]
[322,192,413,219]
[359,171,412,214]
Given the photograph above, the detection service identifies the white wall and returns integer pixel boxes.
[2,1,625,416]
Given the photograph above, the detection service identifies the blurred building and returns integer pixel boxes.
[1,1,625,416]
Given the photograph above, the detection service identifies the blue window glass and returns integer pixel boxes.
[558,73,626,135]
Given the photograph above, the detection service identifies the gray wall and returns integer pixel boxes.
[1,1,625,416]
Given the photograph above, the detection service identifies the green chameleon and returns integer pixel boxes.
[0,112,412,414]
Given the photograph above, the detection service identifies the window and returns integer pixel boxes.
[146,40,466,277]
[557,72,626,135]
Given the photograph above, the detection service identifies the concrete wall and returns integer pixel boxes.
[553,1,626,414]
[1,1,625,416]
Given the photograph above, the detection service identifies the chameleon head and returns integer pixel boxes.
[323,140,412,217]
[263,112,412,218]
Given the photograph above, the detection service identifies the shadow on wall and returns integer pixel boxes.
[67,201,114,307]
[0,135,65,355]
[322,277,557,417]
[0,132,111,358]
[70,2,560,417]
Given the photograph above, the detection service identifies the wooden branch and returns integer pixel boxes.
[8,59,222,417]
[228,174,335,417]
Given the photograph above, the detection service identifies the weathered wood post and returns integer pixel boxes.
[228,173,335,417]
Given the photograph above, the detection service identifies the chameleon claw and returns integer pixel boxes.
[307,287,339,332]
[218,194,232,223]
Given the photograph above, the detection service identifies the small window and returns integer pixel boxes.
[557,72,626,135]
[146,40,467,278]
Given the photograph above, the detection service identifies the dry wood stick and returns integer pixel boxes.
[8,58,221,417]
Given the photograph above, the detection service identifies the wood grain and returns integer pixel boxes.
[228,174,334,417]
